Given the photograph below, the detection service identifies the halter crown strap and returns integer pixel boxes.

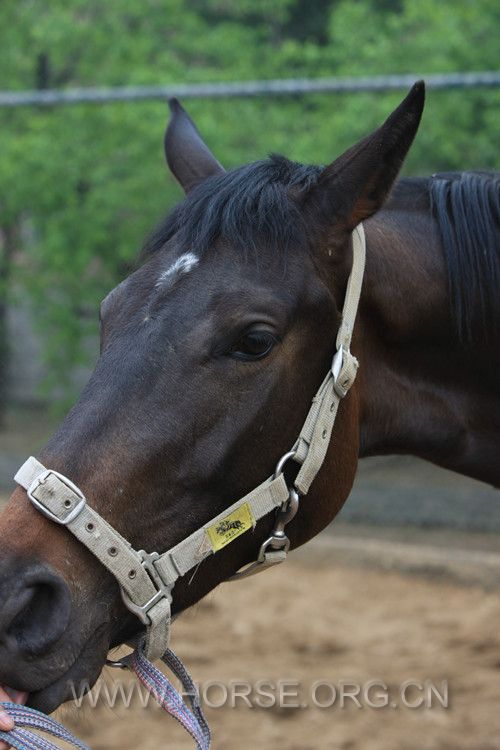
[14,223,366,660]
[293,223,365,493]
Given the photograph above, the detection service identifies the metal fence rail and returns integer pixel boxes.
[1,71,499,108]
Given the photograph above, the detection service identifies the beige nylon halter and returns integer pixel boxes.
[14,223,366,661]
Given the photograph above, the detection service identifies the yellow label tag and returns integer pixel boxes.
[206,502,254,552]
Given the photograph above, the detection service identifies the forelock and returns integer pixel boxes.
[141,156,322,263]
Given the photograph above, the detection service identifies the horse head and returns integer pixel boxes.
[0,83,424,712]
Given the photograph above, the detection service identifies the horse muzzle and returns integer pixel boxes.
[0,558,71,659]
[0,490,114,712]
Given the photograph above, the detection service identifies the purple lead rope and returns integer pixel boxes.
[0,646,211,750]
[0,703,90,750]
[127,647,211,750]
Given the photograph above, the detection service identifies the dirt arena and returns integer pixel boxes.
[55,538,500,750]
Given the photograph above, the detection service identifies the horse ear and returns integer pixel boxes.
[164,98,225,193]
[306,81,425,233]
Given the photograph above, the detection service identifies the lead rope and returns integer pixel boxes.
[0,644,211,750]
[128,645,211,749]
[0,703,90,750]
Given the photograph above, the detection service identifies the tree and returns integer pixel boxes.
[0,0,498,411]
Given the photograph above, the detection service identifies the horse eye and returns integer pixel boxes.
[230,330,278,361]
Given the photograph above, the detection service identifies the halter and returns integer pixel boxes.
[14,224,365,663]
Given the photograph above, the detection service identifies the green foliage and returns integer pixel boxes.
[0,0,498,403]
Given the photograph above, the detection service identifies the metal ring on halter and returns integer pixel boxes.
[106,639,139,669]
[273,449,298,480]
[275,487,300,529]
[273,450,301,517]
[106,657,129,669]
[228,464,300,582]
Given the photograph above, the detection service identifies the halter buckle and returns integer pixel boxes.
[331,346,344,381]
[120,551,173,626]
[27,470,86,525]
[332,346,357,398]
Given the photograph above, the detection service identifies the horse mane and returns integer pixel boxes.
[428,171,500,345]
[141,155,321,262]
[143,156,499,348]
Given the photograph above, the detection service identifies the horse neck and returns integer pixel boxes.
[357,199,500,488]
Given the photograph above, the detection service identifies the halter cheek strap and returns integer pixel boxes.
[14,223,366,662]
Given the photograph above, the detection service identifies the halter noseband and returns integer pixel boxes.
[14,224,365,662]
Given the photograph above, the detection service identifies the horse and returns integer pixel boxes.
[0,81,498,721]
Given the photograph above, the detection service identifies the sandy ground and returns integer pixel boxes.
[52,541,500,750]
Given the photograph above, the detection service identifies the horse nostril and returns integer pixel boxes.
[2,568,71,657]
